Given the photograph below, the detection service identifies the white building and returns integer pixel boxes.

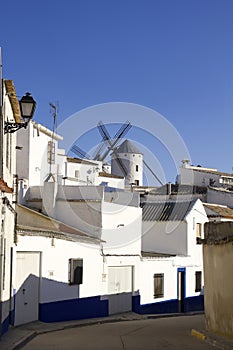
[13,119,208,326]
[0,80,17,335]
[178,159,233,189]
[137,199,207,313]
[15,120,143,324]
[14,204,107,325]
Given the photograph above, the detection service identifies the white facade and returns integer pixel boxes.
[17,121,63,188]
[139,255,204,306]
[178,159,233,188]
[13,203,142,324]
[13,119,208,326]
[142,199,206,256]
[0,80,17,335]
[139,199,207,312]
[62,158,124,189]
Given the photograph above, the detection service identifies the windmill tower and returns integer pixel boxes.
[111,140,143,186]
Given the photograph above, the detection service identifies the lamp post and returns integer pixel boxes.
[4,92,36,134]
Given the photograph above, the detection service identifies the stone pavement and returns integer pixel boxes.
[1,312,233,350]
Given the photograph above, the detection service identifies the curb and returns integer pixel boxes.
[11,331,37,350]
[191,329,206,341]
[7,312,204,350]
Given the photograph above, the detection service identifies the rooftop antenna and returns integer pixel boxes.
[49,102,59,135]
[48,101,59,175]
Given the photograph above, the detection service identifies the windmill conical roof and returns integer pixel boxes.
[116,140,142,154]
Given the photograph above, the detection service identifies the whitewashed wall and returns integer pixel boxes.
[17,122,62,188]
[140,258,176,305]
[140,255,204,306]
[96,175,125,189]
[14,235,105,302]
[142,221,187,255]
[179,166,220,187]
[63,161,99,186]
[185,199,207,261]
[101,201,142,254]
[1,85,17,332]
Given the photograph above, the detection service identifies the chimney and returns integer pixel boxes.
[167,182,172,196]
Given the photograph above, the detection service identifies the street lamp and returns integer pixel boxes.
[4,92,36,134]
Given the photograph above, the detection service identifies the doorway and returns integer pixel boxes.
[14,252,41,326]
[177,268,186,313]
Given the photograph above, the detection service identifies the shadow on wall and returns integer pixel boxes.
[11,274,108,326]
[132,294,204,315]
[1,274,204,335]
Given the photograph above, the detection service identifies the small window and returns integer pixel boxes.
[196,223,202,244]
[136,165,139,172]
[195,271,202,292]
[75,170,80,178]
[154,273,164,298]
[69,258,83,285]
[135,180,139,186]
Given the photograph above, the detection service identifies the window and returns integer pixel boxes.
[136,165,139,172]
[195,271,202,292]
[154,273,164,298]
[75,170,80,178]
[69,258,83,285]
[47,141,55,164]
[135,180,139,186]
[196,223,202,244]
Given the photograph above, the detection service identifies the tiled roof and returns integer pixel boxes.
[142,200,196,221]
[191,167,233,178]
[98,172,124,179]
[66,157,98,166]
[0,177,13,193]
[116,140,142,154]
[204,203,233,218]
[16,204,101,243]
[4,80,21,122]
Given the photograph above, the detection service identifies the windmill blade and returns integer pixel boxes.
[143,160,164,186]
[97,120,132,162]
[112,150,128,177]
[71,145,91,160]
[113,121,132,143]
[93,121,113,160]
[97,121,111,142]
[92,142,106,161]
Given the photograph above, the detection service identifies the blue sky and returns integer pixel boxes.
[1,0,233,183]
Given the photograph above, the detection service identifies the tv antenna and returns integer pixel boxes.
[48,102,59,174]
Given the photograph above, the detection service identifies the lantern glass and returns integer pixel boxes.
[19,92,36,121]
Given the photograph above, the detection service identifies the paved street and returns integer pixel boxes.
[21,315,216,350]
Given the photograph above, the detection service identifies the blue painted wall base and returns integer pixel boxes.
[39,296,108,323]
[133,294,204,315]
